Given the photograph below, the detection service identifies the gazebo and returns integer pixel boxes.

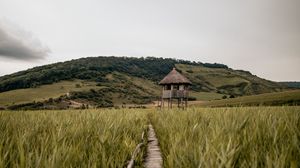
[159,68,192,109]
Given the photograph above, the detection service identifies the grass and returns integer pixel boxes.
[0,80,102,106]
[190,91,225,101]
[0,106,299,167]
[0,109,148,167]
[197,89,300,107]
[150,106,300,167]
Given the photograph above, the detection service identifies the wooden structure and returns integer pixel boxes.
[159,68,192,109]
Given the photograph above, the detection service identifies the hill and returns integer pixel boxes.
[0,56,287,109]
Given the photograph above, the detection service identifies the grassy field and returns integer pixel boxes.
[150,106,300,167]
[0,107,299,167]
[195,89,300,107]
[0,80,102,106]
[0,109,148,167]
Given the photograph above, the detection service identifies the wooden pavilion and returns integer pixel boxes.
[159,68,192,109]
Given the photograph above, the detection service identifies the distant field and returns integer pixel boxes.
[0,80,102,106]
[0,107,299,167]
[194,90,300,107]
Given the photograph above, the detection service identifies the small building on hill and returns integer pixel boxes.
[159,68,192,109]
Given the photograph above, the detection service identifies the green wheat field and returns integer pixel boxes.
[0,107,299,167]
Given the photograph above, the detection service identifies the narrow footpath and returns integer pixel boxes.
[145,124,163,168]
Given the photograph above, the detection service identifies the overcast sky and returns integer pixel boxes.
[0,0,299,81]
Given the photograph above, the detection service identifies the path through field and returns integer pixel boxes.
[145,124,163,168]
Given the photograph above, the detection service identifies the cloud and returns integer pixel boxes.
[0,19,50,60]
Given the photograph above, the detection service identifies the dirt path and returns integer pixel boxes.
[145,124,163,168]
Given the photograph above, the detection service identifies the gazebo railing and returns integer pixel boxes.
[162,90,189,98]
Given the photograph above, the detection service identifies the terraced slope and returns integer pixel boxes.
[176,64,284,96]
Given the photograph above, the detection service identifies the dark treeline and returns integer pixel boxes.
[279,82,300,89]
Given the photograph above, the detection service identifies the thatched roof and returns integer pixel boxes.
[159,68,192,85]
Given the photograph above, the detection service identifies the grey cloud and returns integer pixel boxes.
[0,20,50,60]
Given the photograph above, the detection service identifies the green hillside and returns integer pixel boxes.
[0,80,102,106]
[0,56,288,109]
[176,64,284,95]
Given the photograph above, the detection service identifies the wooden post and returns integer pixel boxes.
[170,84,173,109]
[185,98,187,109]
[180,99,182,109]
[161,86,164,109]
